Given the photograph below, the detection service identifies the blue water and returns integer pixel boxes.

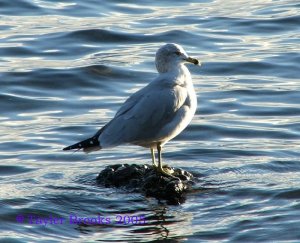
[1,0,300,242]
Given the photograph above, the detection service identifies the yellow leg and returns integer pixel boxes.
[151,148,157,167]
[156,144,176,178]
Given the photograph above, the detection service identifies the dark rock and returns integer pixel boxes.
[96,164,195,205]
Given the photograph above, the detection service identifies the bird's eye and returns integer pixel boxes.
[175,51,181,56]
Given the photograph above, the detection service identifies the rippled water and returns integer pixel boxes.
[1,0,300,242]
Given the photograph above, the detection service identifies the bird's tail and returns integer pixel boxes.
[63,136,101,153]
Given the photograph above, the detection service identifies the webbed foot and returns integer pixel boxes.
[155,165,178,179]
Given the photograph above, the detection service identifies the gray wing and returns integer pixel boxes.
[98,83,188,147]
[114,85,149,118]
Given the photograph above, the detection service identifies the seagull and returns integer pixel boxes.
[63,43,200,177]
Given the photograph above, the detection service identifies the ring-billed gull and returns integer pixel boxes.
[63,43,200,177]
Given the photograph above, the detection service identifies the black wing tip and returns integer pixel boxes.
[63,146,71,151]
[62,144,80,151]
[63,136,100,151]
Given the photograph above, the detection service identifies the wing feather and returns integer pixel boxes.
[98,83,188,147]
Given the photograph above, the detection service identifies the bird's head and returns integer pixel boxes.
[155,43,200,73]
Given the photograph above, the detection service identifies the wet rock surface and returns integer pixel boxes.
[96,164,195,204]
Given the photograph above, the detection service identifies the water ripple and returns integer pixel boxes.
[0,0,300,242]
